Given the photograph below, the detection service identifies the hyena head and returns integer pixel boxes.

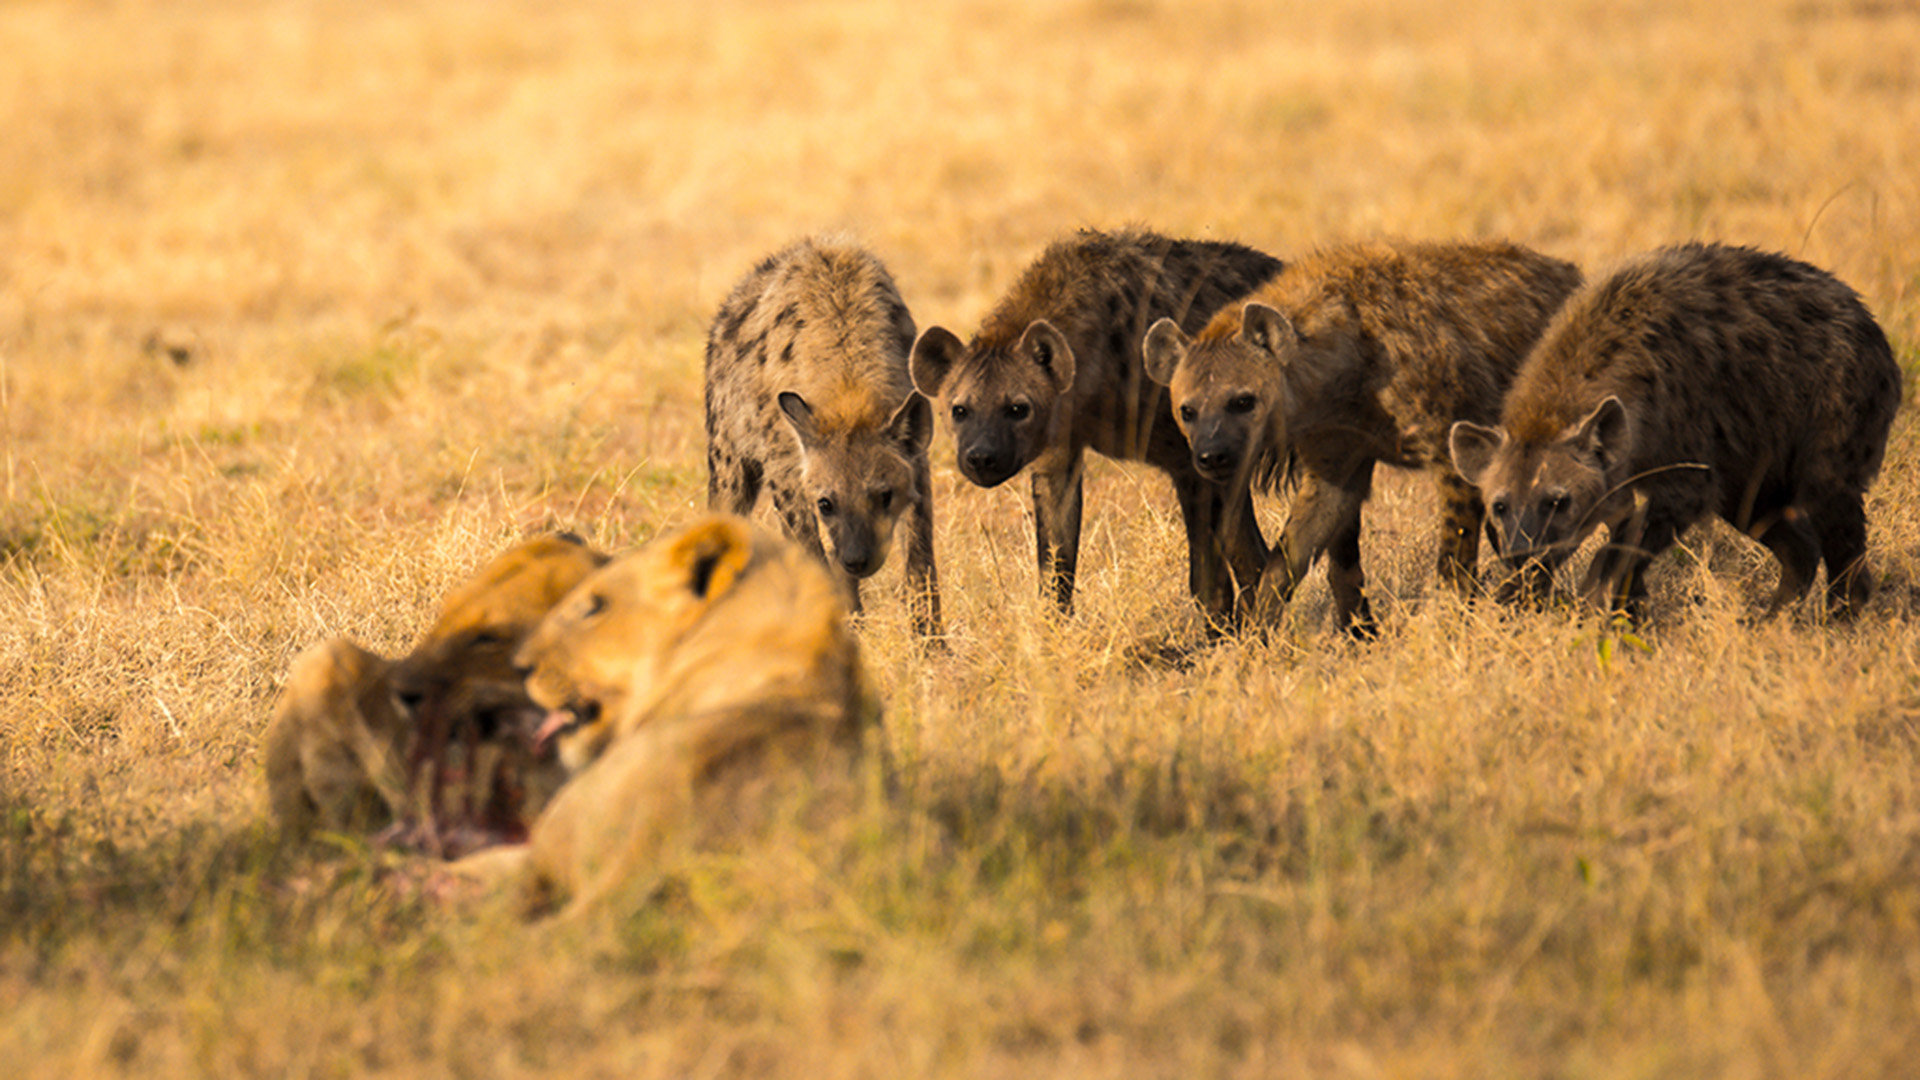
[1449,397,1634,578]
[778,389,931,579]
[908,320,1074,489]
[1143,302,1341,484]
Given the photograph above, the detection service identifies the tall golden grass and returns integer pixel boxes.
[3,0,1918,1075]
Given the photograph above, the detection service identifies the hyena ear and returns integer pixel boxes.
[1572,396,1631,465]
[1019,320,1076,392]
[909,326,964,398]
[1141,318,1190,387]
[668,515,755,603]
[1448,421,1507,488]
[886,392,933,456]
[1240,302,1299,358]
[777,391,821,449]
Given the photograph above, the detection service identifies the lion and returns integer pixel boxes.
[452,513,880,917]
[388,533,610,843]
[262,533,609,845]
[263,637,410,835]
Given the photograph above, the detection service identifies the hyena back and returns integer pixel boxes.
[704,237,940,636]
[1143,239,1583,635]
[1448,242,1902,618]
[908,229,1285,620]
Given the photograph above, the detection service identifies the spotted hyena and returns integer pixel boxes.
[1448,242,1902,618]
[1142,240,1583,636]
[704,237,940,636]
[908,229,1285,621]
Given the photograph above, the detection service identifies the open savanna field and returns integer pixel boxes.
[5,0,1920,1075]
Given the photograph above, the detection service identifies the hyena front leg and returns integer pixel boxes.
[1581,505,1684,620]
[771,482,862,613]
[1222,481,1270,617]
[1031,455,1086,614]
[1813,491,1872,619]
[1257,466,1371,634]
[1584,476,1711,619]
[1324,508,1377,640]
[903,456,944,638]
[1750,503,1822,617]
[1434,466,1486,595]
[1170,470,1237,624]
[1323,459,1377,638]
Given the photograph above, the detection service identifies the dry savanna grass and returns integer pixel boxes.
[4,0,1920,1075]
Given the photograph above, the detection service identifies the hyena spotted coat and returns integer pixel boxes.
[1449,242,1901,618]
[1142,240,1583,635]
[705,237,940,636]
[908,229,1285,620]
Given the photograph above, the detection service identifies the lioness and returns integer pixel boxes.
[389,533,610,840]
[263,637,409,834]
[455,513,879,917]
[262,533,609,843]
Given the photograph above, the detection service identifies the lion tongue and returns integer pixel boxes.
[532,708,576,757]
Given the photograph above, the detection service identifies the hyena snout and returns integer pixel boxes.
[835,538,881,578]
[1480,516,1559,602]
[825,520,886,579]
[959,433,1022,488]
[1192,445,1242,481]
[1500,519,1562,568]
[1493,516,1583,605]
[1187,423,1247,482]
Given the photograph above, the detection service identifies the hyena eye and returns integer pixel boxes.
[1226,394,1259,414]
[1178,404,1197,423]
[1005,402,1031,421]
[873,488,894,511]
[1489,498,1509,518]
[951,404,971,422]
[1545,494,1572,516]
[817,496,837,518]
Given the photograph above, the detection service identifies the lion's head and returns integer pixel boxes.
[385,533,610,831]
[515,514,875,776]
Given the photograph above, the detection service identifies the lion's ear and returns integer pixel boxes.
[668,516,755,602]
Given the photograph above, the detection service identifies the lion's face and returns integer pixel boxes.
[516,516,772,774]
[386,534,610,843]
[389,534,610,741]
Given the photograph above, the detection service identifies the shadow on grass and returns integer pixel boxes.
[0,793,442,963]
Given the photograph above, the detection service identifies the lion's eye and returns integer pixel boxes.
[873,489,894,511]
[469,630,509,648]
[1005,402,1031,421]
[951,404,971,422]
[1178,404,1197,423]
[817,497,836,518]
[583,593,608,618]
[1227,394,1258,414]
